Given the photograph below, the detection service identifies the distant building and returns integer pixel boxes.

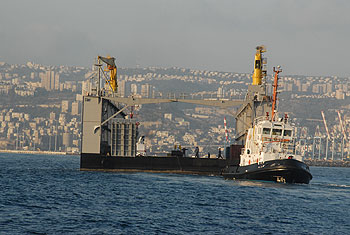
[71,102,79,116]
[40,70,59,91]
[59,114,66,126]
[326,83,333,93]
[76,94,83,102]
[82,80,91,95]
[30,72,36,79]
[164,113,172,121]
[319,84,327,93]
[141,83,151,97]
[5,115,11,122]
[24,114,30,121]
[61,100,69,113]
[312,84,320,93]
[0,83,11,95]
[335,89,345,100]
[33,130,40,145]
[119,80,126,97]
[286,83,293,92]
[62,132,72,149]
[131,84,138,95]
[49,112,56,120]
[217,87,224,98]
[301,83,309,92]
[295,80,301,91]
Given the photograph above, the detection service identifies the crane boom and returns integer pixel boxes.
[337,110,347,140]
[98,56,117,92]
[321,111,330,140]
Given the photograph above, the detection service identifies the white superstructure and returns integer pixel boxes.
[240,115,302,166]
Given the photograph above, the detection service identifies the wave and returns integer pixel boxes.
[311,182,350,189]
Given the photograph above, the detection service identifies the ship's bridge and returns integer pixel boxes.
[254,118,294,142]
[241,118,299,166]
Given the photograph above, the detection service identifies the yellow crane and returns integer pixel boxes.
[98,56,118,92]
[252,45,267,85]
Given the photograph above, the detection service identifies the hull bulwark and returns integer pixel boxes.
[223,159,312,184]
[80,153,227,175]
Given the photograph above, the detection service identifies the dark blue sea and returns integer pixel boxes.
[1,153,350,234]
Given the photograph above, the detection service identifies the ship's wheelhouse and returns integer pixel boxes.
[241,119,301,166]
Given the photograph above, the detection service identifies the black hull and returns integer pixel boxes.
[80,153,227,175]
[222,159,312,184]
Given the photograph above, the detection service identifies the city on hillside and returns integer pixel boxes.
[0,61,350,159]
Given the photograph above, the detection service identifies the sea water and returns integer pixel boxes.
[1,153,349,234]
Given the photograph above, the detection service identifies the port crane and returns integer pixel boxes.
[321,111,330,160]
[337,110,347,160]
[337,111,347,141]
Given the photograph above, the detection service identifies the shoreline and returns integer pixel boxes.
[0,149,79,156]
[304,159,350,168]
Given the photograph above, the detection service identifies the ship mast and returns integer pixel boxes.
[271,66,282,121]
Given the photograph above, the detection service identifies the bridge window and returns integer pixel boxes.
[263,128,271,135]
[284,130,292,137]
[272,129,282,136]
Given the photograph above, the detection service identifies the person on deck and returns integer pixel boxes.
[218,148,223,159]
[195,146,199,158]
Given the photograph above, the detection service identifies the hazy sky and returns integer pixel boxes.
[1,0,349,77]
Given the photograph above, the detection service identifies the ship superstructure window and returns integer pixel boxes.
[272,129,282,136]
[284,130,292,137]
[263,128,271,135]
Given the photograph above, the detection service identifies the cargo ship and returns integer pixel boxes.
[80,54,250,175]
[80,47,312,182]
